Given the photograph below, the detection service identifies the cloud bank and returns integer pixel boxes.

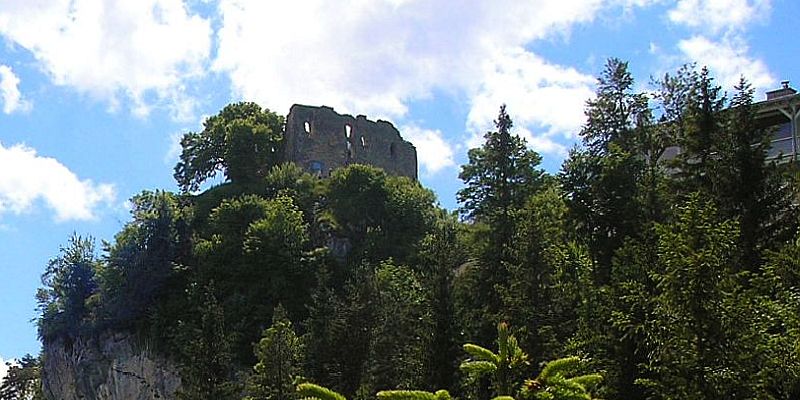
[0,142,115,221]
[0,0,782,165]
[0,0,212,119]
[668,0,775,91]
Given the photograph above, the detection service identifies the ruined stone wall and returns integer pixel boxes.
[283,105,417,179]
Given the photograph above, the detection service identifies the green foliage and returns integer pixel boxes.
[520,357,602,400]
[461,322,529,396]
[377,389,452,400]
[97,190,189,327]
[297,383,347,400]
[358,261,434,395]
[639,194,757,398]
[194,193,311,362]
[326,165,436,263]
[498,182,575,364]
[0,355,43,400]
[174,102,284,192]
[244,305,305,400]
[560,58,652,282]
[175,284,239,400]
[36,234,98,340]
[458,104,544,225]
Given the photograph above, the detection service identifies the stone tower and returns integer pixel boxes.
[282,104,418,179]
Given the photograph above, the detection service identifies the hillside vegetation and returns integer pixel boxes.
[5,59,800,400]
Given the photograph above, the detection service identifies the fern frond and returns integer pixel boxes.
[566,373,603,389]
[376,389,452,400]
[463,343,498,362]
[539,356,581,381]
[297,383,347,400]
[377,390,436,400]
[434,389,452,400]
[460,360,497,376]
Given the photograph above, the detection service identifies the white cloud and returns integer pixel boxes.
[663,1,776,94]
[0,142,115,221]
[0,65,31,114]
[678,35,774,90]
[401,125,455,175]
[213,0,642,159]
[668,0,771,34]
[465,48,594,155]
[0,0,212,120]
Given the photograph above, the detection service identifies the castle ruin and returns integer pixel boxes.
[282,104,418,179]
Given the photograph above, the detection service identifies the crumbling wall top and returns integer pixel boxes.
[283,104,417,179]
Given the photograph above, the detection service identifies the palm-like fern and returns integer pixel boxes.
[460,322,529,396]
[519,357,602,400]
[376,389,453,400]
[296,383,347,400]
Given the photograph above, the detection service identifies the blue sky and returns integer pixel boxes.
[0,0,798,365]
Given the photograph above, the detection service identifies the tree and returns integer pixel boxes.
[715,78,797,270]
[245,305,305,400]
[174,102,284,192]
[36,235,98,340]
[0,355,43,400]
[498,183,573,364]
[457,105,546,345]
[325,165,436,263]
[359,262,433,396]
[663,66,725,196]
[194,194,311,361]
[175,285,239,400]
[641,195,743,398]
[560,58,651,282]
[98,190,189,326]
[458,105,545,232]
[413,210,468,392]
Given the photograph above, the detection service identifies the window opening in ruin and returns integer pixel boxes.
[310,160,324,176]
[347,141,353,159]
[304,121,311,134]
[345,124,352,138]
[361,136,366,148]
[390,142,396,158]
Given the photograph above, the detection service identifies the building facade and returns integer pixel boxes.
[760,81,800,162]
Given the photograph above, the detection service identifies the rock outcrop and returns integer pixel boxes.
[41,332,181,400]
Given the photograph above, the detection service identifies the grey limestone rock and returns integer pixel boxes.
[41,332,181,400]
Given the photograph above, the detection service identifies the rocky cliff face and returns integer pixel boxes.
[41,332,181,400]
